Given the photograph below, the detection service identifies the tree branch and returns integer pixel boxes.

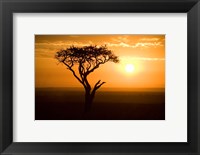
[91,80,106,97]
[78,62,90,90]
[62,61,84,85]
[96,81,106,89]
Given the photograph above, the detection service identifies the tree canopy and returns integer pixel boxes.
[55,45,119,84]
[55,45,119,71]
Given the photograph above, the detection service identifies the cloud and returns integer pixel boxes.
[105,41,163,48]
[120,56,165,62]
[140,38,161,41]
[112,36,130,43]
[35,40,95,47]
[35,41,97,58]
[35,38,164,59]
[106,36,164,48]
[132,57,165,61]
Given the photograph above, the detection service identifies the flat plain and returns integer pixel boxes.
[35,88,165,120]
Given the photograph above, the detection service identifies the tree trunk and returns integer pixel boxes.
[84,91,94,112]
[84,81,103,112]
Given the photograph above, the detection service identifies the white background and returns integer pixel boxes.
[13,13,187,142]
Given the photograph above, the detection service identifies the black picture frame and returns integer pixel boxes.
[0,0,199,154]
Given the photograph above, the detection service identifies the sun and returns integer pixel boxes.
[125,64,135,73]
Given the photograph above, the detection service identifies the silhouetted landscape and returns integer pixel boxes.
[35,35,165,120]
[35,87,165,120]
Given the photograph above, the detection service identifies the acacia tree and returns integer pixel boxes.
[55,45,119,112]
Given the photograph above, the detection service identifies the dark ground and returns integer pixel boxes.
[35,88,165,120]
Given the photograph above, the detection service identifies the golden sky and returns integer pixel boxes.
[35,35,165,89]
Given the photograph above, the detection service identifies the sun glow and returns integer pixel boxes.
[125,64,135,73]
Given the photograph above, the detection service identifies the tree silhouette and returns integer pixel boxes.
[55,45,119,112]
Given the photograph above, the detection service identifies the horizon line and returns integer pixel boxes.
[35,86,165,89]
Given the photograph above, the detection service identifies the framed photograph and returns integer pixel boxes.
[35,34,165,120]
[0,0,199,154]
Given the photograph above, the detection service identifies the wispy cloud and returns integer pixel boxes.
[120,56,165,62]
[36,37,164,50]
[140,38,161,41]
[35,41,92,47]
[112,36,130,43]
[105,41,163,48]
[109,36,164,48]
[35,37,164,59]
[132,57,165,61]
[35,41,96,58]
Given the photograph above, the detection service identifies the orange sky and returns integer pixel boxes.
[35,35,165,89]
